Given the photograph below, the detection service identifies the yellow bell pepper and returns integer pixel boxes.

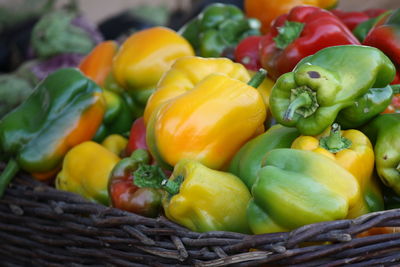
[161,160,251,233]
[143,56,252,124]
[146,60,267,170]
[112,27,195,116]
[55,141,120,205]
[291,123,384,217]
[101,134,128,156]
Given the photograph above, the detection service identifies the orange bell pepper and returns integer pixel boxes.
[112,27,195,116]
[244,0,338,33]
[79,41,118,87]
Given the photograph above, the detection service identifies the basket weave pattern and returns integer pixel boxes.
[1,163,400,266]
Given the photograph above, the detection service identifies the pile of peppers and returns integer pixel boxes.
[1,2,400,237]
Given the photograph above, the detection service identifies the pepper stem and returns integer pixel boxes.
[396,162,400,173]
[284,92,312,121]
[0,159,19,197]
[319,123,352,153]
[161,175,184,196]
[247,69,267,88]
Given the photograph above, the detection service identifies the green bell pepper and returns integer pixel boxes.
[229,124,300,189]
[362,113,400,195]
[93,89,134,142]
[0,68,105,196]
[248,148,362,234]
[179,3,261,57]
[269,45,396,135]
[336,85,398,129]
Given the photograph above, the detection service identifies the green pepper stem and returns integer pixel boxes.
[319,123,352,153]
[283,92,312,121]
[247,69,267,89]
[0,159,19,197]
[396,162,400,173]
[161,175,184,196]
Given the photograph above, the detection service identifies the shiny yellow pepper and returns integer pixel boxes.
[112,27,195,115]
[145,58,267,170]
[143,56,252,124]
[55,141,120,205]
[291,123,384,217]
[161,160,251,233]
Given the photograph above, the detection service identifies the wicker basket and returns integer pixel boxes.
[1,163,400,267]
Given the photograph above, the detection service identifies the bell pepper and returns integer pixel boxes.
[146,68,267,170]
[331,9,387,31]
[179,3,261,58]
[291,123,384,215]
[78,40,118,87]
[135,159,251,233]
[244,0,338,34]
[0,68,105,196]
[101,134,128,156]
[124,117,148,157]
[112,27,194,117]
[362,114,400,195]
[248,148,362,234]
[143,56,252,124]
[269,45,396,135]
[56,141,120,205]
[336,85,395,129]
[93,89,134,142]
[259,6,361,80]
[363,9,400,70]
[234,35,263,72]
[108,149,162,217]
[229,124,299,189]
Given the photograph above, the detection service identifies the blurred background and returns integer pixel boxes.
[0,0,398,73]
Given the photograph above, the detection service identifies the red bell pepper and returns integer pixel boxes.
[363,9,400,80]
[234,35,263,71]
[331,9,387,31]
[259,6,360,80]
[123,117,148,157]
[108,149,163,217]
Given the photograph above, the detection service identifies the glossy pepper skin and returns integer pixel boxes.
[160,160,251,233]
[259,6,360,80]
[112,27,194,116]
[269,45,396,135]
[108,149,162,217]
[229,124,299,189]
[336,85,394,129]
[124,117,148,157]
[179,3,261,58]
[79,41,118,87]
[362,114,400,195]
[143,56,252,124]
[56,141,120,205]
[234,35,263,72]
[331,9,387,31]
[248,149,361,234]
[0,68,105,195]
[291,123,383,215]
[245,0,337,34]
[363,9,400,73]
[93,89,133,142]
[146,69,267,171]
